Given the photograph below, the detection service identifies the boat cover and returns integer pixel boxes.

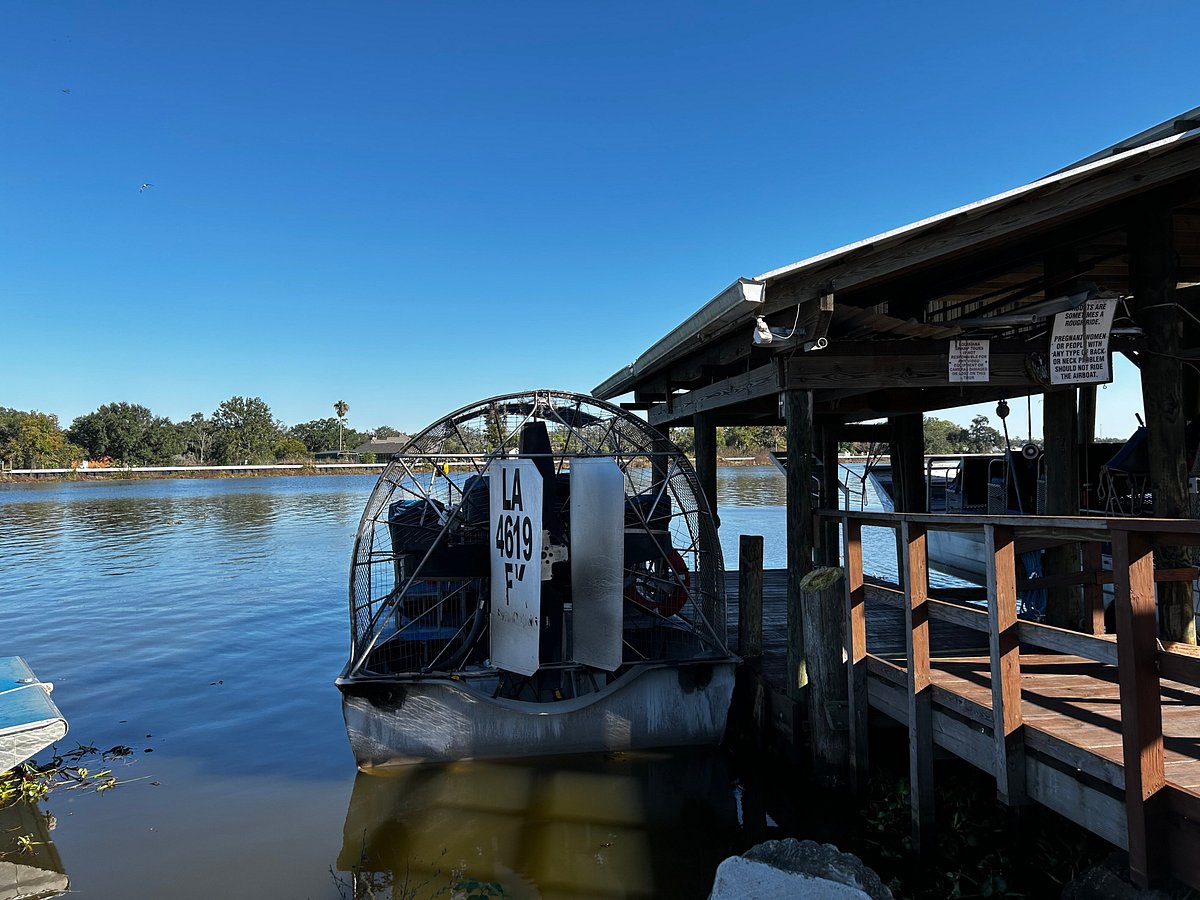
[0,657,67,774]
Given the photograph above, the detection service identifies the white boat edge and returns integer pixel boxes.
[1,717,69,776]
[339,660,738,768]
[1,657,68,775]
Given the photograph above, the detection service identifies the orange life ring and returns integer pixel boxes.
[624,549,690,617]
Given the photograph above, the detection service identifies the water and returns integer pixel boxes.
[717,465,969,590]
[0,467,923,899]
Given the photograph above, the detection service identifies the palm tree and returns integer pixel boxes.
[334,400,349,453]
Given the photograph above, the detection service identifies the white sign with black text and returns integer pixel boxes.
[1049,298,1116,385]
[948,339,990,383]
[488,459,544,677]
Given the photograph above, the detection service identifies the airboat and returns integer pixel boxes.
[336,390,737,767]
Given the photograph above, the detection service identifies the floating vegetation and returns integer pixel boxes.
[0,742,141,810]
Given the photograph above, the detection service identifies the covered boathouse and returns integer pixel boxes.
[593,108,1200,889]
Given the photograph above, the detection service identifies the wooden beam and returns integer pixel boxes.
[633,331,755,396]
[1112,527,1167,888]
[985,524,1026,805]
[822,383,1076,421]
[738,535,764,658]
[1041,422,1089,628]
[812,291,834,341]
[784,342,1060,391]
[902,519,935,857]
[800,565,851,789]
[793,339,1041,357]
[1130,201,1194,644]
[843,516,869,793]
[890,413,925,596]
[889,414,926,513]
[633,391,668,406]
[693,413,718,526]
[1078,386,1098,444]
[648,364,780,426]
[1083,541,1107,635]
[831,423,891,443]
[1043,249,1082,630]
[819,423,840,567]
[783,389,814,701]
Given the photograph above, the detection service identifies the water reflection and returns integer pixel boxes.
[0,802,69,900]
[716,467,786,507]
[336,751,739,899]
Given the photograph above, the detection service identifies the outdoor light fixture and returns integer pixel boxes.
[752,308,806,348]
[753,316,773,345]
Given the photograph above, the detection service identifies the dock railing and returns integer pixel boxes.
[830,509,1200,889]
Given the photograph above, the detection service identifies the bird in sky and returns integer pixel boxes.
[61,88,71,94]
[139,183,154,192]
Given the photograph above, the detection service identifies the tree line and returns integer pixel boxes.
[668,415,1009,456]
[2,400,1015,470]
[0,398,406,469]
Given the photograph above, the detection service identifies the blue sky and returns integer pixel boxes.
[2,2,1196,438]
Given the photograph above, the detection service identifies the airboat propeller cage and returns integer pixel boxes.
[345,390,727,682]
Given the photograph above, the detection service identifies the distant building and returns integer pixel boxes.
[314,450,361,462]
[354,436,410,460]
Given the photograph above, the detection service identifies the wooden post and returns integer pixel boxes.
[1129,203,1194,643]
[1044,395,1082,631]
[1083,541,1107,635]
[1044,251,1082,630]
[1112,527,1167,888]
[902,519,934,856]
[801,565,850,789]
[1079,386,1099,510]
[693,413,719,527]
[1078,386,1097,446]
[890,413,925,596]
[985,524,1026,805]
[820,423,841,568]
[1183,284,1200,430]
[651,434,671,491]
[888,414,926,513]
[738,535,764,658]
[843,515,869,793]
[783,389,815,699]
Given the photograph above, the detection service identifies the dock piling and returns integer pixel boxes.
[738,535,764,658]
[800,565,850,789]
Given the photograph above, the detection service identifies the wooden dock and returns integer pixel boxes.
[726,511,1200,890]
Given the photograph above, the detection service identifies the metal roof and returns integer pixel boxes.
[594,119,1200,401]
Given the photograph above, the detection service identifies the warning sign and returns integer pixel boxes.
[949,339,990,383]
[1049,298,1116,385]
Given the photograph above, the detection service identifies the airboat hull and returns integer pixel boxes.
[339,661,737,768]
